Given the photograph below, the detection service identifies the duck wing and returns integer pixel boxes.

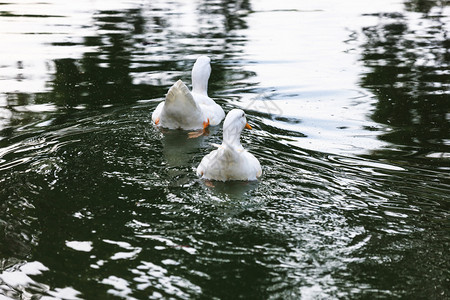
[197,145,250,181]
[192,93,225,126]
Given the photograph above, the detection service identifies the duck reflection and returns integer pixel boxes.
[160,129,215,167]
[203,179,259,198]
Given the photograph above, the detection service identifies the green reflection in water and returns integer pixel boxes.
[0,0,449,299]
[360,1,450,160]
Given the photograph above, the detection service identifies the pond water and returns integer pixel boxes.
[0,0,449,299]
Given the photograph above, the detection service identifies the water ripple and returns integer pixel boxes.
[0,0,449,298]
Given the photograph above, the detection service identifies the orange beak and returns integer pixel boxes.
[155,117,160,125]
[245,123,252,130]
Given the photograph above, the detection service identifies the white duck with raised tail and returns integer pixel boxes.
[152,56,225,130]
[197,109,262,181]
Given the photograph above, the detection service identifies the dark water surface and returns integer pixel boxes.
[1,0,449,299]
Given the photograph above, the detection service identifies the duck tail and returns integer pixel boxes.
[165,80,197,107]
[161,80,205,129]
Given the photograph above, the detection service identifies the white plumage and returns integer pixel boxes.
[197,109,262,181]
[152,56,224,130]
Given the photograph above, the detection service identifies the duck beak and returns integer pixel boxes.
[245,123,252,130]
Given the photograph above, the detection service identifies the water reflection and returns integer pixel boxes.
[404,0,445,13]
[1,0,254,137]
[1,0,450,299]
[197,0,251,32]
[360,1,450,159]
[41,9,143,107]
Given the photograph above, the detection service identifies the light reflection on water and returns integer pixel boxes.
[0,0,449,299]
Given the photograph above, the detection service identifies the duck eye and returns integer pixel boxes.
[242,113,245,117]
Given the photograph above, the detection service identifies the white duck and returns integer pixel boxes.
[197,109,262,181]
[152,56,225,130]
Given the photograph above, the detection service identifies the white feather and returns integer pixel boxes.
[152,56,225,130]
[197,109,262,181]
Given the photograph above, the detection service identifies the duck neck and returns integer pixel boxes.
[223,127,243,148]
[191,63,210,95]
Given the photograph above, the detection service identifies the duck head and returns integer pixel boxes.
[191,56,211,95]
[223,109,252,146]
